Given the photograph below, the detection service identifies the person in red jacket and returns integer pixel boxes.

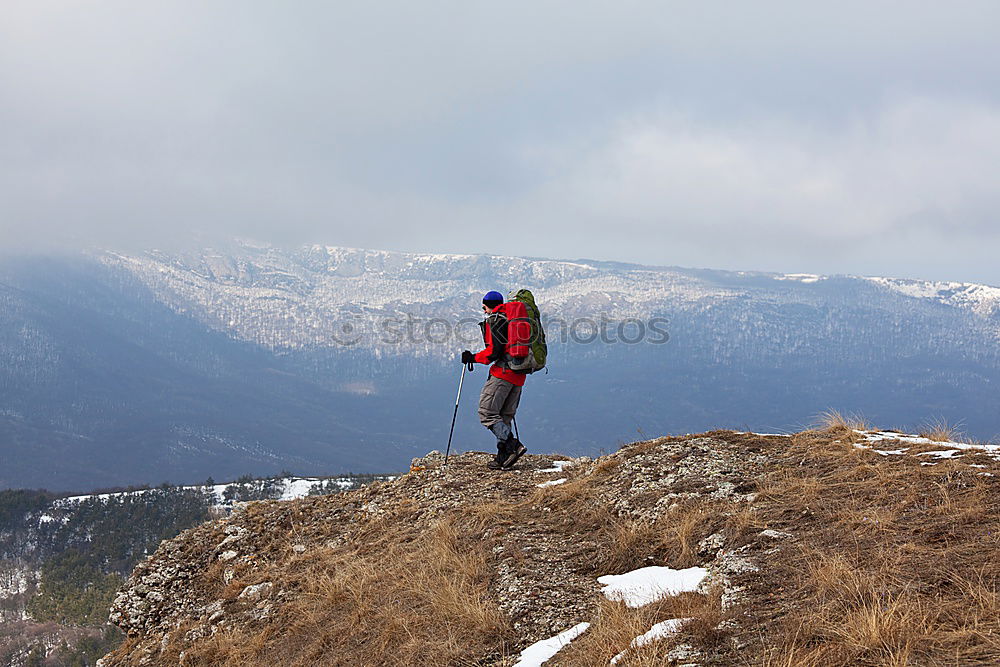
[461,291,529,470]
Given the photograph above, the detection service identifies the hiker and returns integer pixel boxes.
[461,290,529,470]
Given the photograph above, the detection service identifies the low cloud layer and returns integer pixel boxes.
[513,96,1000,276]
[2,1,999,283]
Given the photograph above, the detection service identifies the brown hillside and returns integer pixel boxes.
[101,427,1000,666]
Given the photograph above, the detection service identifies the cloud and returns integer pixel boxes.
[1,1,999,282]
[517,96,1000,247]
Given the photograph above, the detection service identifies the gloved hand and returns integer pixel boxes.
[461,350,476,364]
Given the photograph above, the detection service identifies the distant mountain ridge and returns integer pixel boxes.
[864,275,1000,320]
[96,243,1000,354]
[2,242,1000,491]
[100,245,1000,348]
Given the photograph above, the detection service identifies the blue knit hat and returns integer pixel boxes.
[482,290,504,304]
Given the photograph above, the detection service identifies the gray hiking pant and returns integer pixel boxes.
[478,373,522,443]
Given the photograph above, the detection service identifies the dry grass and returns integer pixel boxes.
[170,515,512,666]
[558,588,726,666]
[158,453,740,666]
[815,409,871,432]
[753,429,1000,666]
[594,502,729,574]
[918,417,965,443]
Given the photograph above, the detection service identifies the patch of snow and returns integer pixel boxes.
[513,622,590,667]
[610,618,690,665]
[856,431,1000,461]
[204,484,232,504]
[859,430,978,449]
[55,475,361,510]
[278,478,326,501]
[859,431,943,446]
[57,489,152,505]
[916,450,962,460]
[539,460,574,473]
[775,273,823,283]
[598,566,708,608]
[853,443,908,456]
[537,479,567,488]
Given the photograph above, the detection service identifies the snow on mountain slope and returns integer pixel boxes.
[864,276,1000,318]
[96,242,1000,356]
[97,244,738,353]
[110,245,698,309]
[53,475,393,510]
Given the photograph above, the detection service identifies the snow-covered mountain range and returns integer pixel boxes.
[2,241,1000,491]
[98,243,1000,354]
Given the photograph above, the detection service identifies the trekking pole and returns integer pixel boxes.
[444,361,474,466]
[512,416,520,441]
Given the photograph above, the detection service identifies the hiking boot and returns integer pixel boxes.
[495,434,514,460]
[488,440,509,470]
[502,440,528,469]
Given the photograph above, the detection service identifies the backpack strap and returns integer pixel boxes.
[484,311,509,363]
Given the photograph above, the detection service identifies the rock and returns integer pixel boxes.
[239,582,274,600]
[759,529,793,540]
[697,532,726,556]
[667,642,703,666]
[719,548,759,576]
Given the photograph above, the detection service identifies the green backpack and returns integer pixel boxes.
[505,289,547,374]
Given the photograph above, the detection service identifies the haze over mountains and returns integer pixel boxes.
[2,241,999,491]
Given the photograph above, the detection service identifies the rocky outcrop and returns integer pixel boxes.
[102,431,790,666]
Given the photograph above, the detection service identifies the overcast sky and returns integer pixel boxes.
[2,1,999,283]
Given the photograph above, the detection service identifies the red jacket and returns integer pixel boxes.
[474,306,526,387]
